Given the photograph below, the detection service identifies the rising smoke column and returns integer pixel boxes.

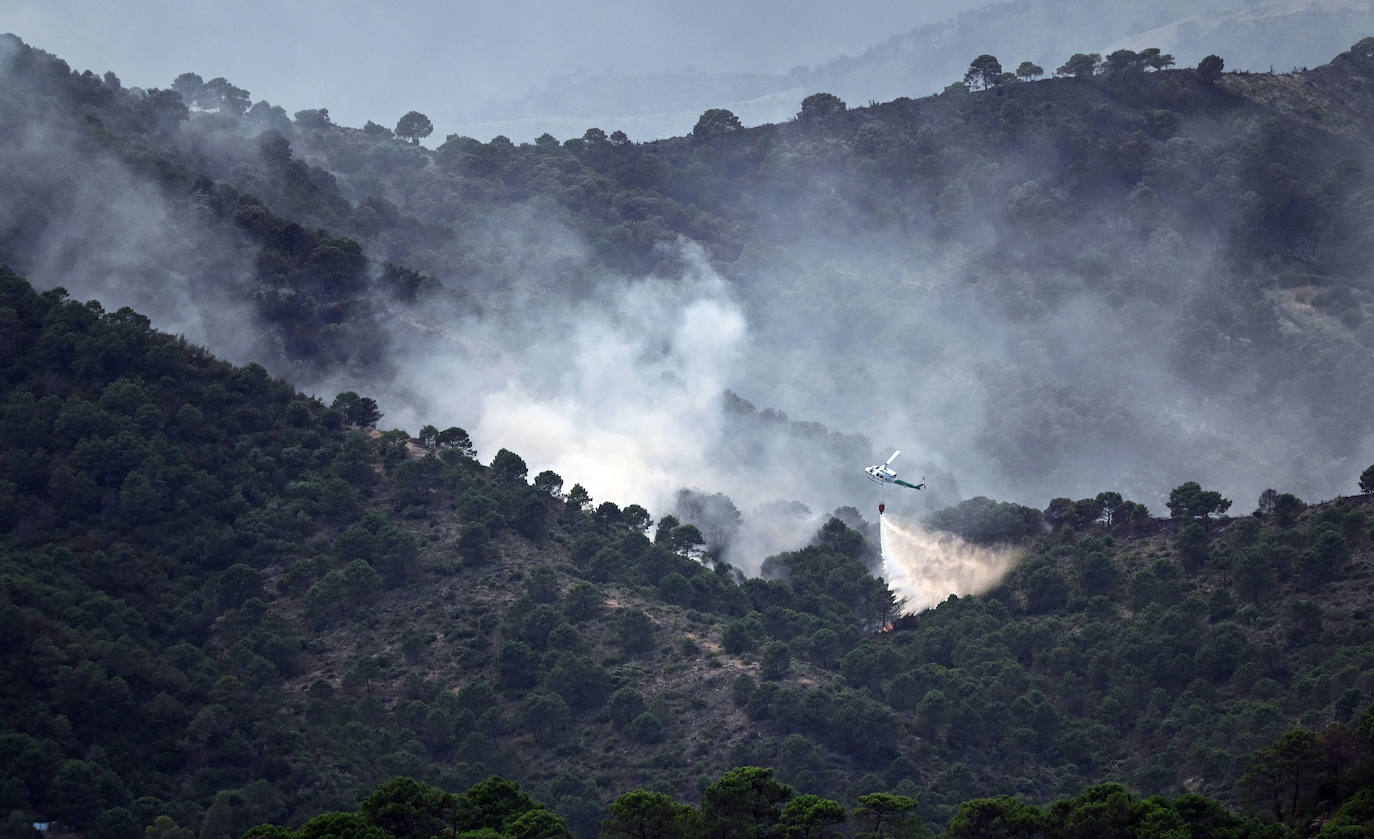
[879,513,1023,614]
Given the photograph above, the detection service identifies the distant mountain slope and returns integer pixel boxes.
[462,0,1374,140]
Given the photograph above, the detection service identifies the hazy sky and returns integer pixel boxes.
[6,0,988,131]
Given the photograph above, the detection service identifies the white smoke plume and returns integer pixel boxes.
[880,513,1023,614]
[467,250,747,512]
[372,239,892,573]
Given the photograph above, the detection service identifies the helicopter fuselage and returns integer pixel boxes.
[865,465,898,483]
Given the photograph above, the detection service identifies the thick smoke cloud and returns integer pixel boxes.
[367,239,871,572]
[458,247,747,511]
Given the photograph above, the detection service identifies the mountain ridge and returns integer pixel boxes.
[461,0,1374,141]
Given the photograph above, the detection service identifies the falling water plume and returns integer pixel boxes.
[879,513,1024,615]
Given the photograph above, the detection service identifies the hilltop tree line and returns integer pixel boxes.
[157,43,1221,155]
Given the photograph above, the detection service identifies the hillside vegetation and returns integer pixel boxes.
[3,270,1374,839]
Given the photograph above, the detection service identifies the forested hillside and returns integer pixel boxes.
[4,29,1374,839]
[4,269,1374,838]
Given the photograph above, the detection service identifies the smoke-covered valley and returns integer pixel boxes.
[3,31,1374,576]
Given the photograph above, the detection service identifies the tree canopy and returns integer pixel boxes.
[692,108,742,141]
[964,54,1004,90]
[1167,481,1232,520]
[394,111,434,144]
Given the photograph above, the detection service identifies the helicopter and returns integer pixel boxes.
[865,450,924,514]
